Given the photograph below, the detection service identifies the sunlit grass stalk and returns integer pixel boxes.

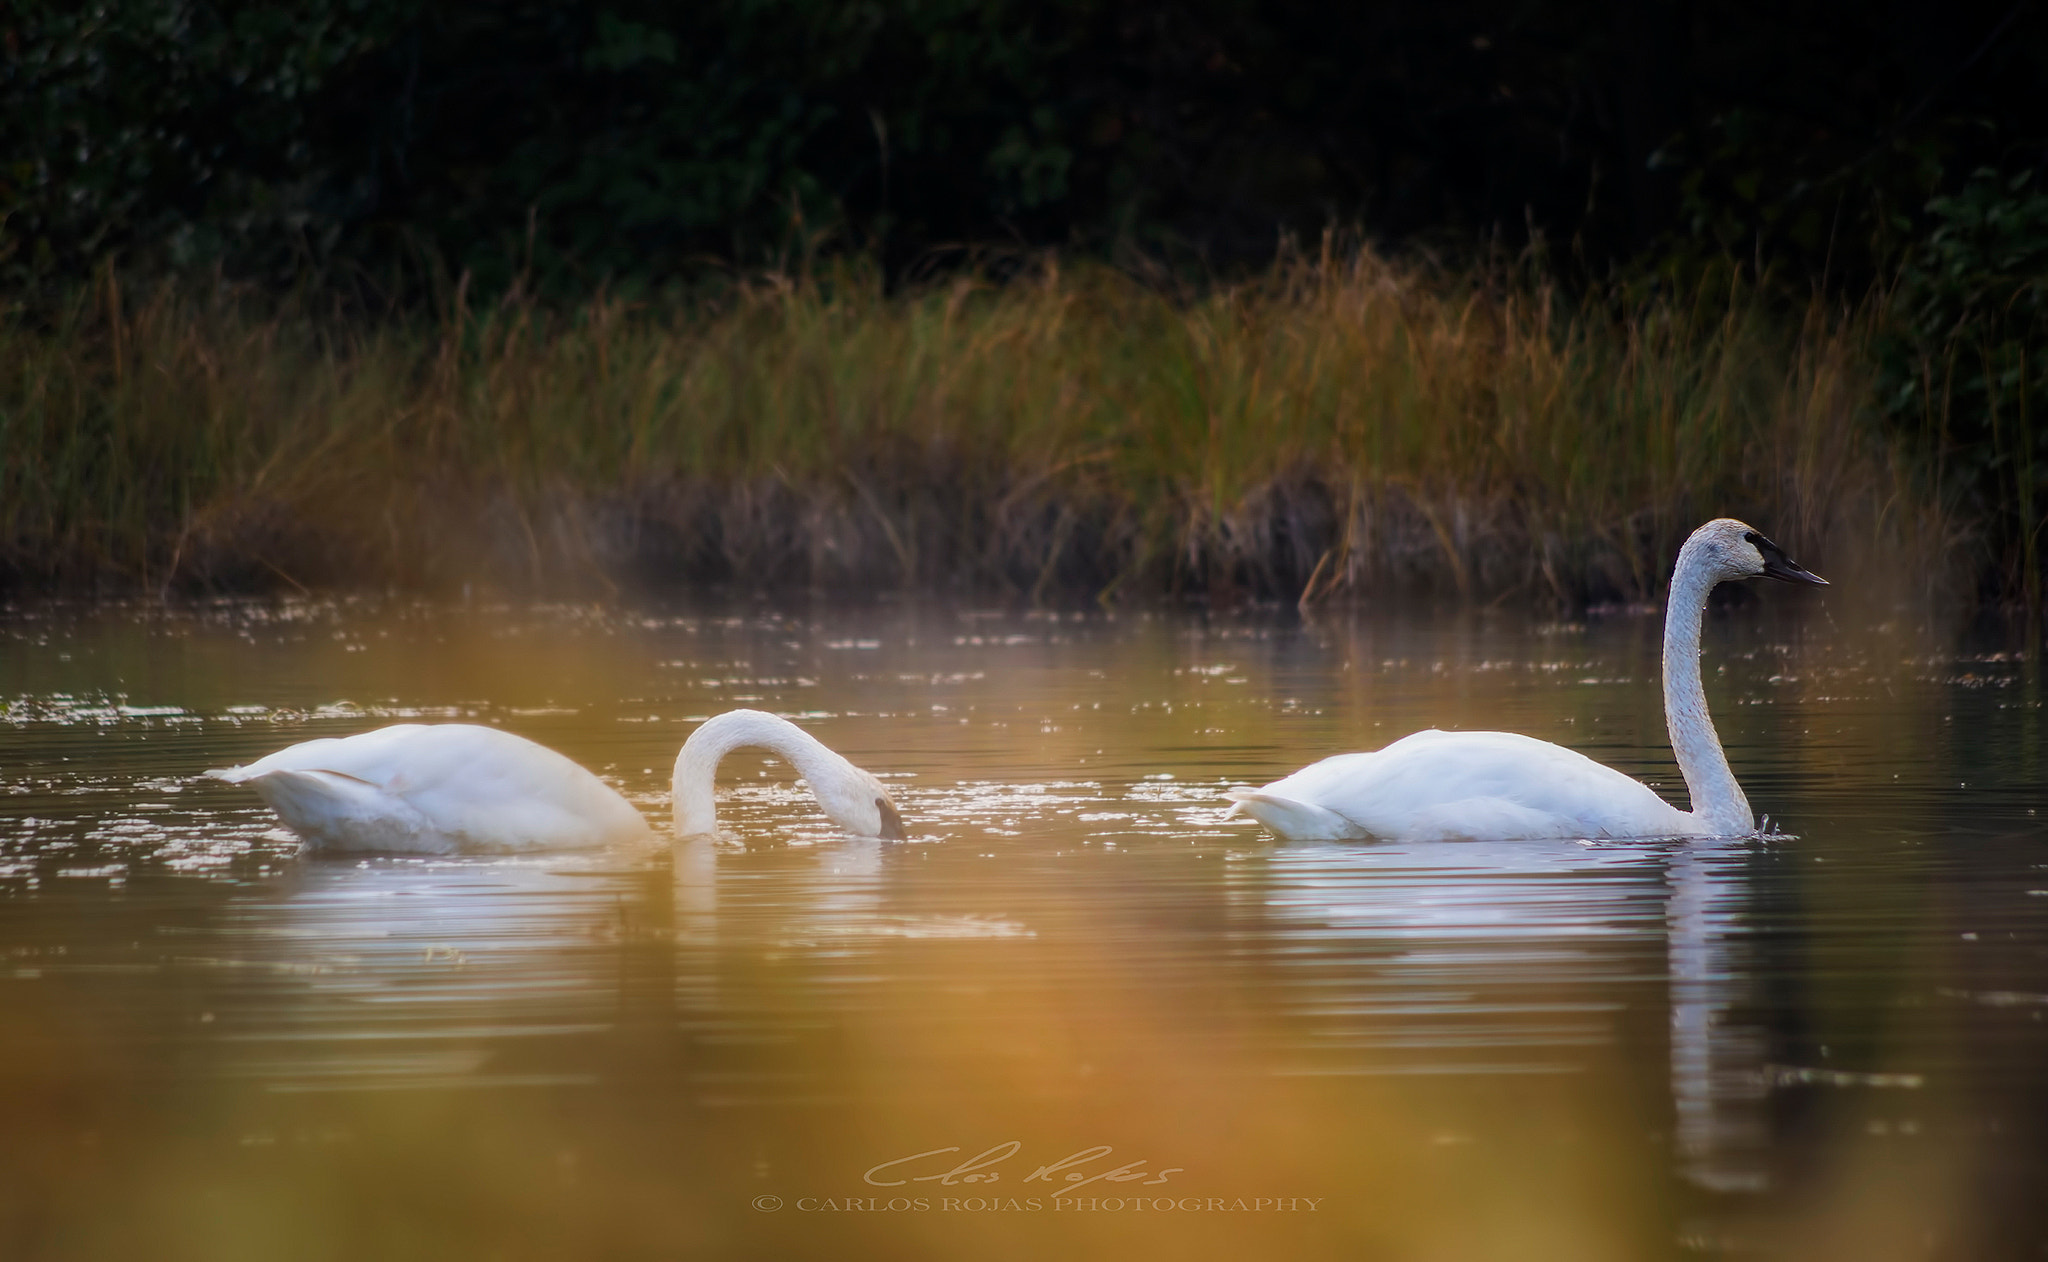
[0,249,1951,602]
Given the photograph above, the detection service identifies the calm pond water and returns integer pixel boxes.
[0,596,2043,1261]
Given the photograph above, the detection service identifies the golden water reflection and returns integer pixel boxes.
[0,600,2043,1260]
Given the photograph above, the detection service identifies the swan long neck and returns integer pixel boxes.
[1662,543,1752,835]
[671,710,860,837]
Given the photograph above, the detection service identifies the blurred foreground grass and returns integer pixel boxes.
[0,250,1953,604]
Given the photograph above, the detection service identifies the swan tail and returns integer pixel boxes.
[1225,790,1361,841]
[218,767,440,852]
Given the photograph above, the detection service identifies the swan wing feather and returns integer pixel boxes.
[208,724,649,851]
[1245,729,1696,841]
[1225,790,1360,841]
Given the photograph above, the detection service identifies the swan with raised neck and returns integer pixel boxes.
[672,709,905,840]
[1226,518,1828,842]
[1661,520,1787,834]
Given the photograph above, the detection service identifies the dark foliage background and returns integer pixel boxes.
[5,0,2045,291]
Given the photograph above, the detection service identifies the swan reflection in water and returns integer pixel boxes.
[1239,833,1772,1190]
[191,832,878,1093]
[200,735,1777,1192]
[1667,838,1770,1193]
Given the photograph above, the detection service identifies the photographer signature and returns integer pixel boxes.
[865,1142,1184,1192]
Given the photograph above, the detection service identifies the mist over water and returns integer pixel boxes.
[1,599,2043,1260]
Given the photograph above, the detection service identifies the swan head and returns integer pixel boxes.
[810,762,907,840]
[1685,518,1828,587]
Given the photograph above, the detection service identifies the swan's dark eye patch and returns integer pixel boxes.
[1743,529,1826,584]
[1743,529,1786,558]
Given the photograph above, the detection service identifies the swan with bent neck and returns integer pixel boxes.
[1228,519,1827,842]
[671,709,903,841]
[209,708,902,852]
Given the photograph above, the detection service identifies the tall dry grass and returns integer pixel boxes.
[0,250,1950,602]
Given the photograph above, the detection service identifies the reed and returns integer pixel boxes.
[0,249,1949,603]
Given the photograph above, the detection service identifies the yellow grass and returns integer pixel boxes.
[0,250,1950,603]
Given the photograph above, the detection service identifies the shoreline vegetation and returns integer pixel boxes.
[0,248,1965,607]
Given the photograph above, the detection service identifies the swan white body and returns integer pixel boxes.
[211,709,902,853]
[207,723,650,853]
[1228,519,1827,842]
[1230,729,1695,842]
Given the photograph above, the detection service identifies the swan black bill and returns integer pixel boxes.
[1744,530,1828,586]
[876,797,906,840]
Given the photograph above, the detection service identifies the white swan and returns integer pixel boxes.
[209,709,903,852]
[1227,519,1827,842]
